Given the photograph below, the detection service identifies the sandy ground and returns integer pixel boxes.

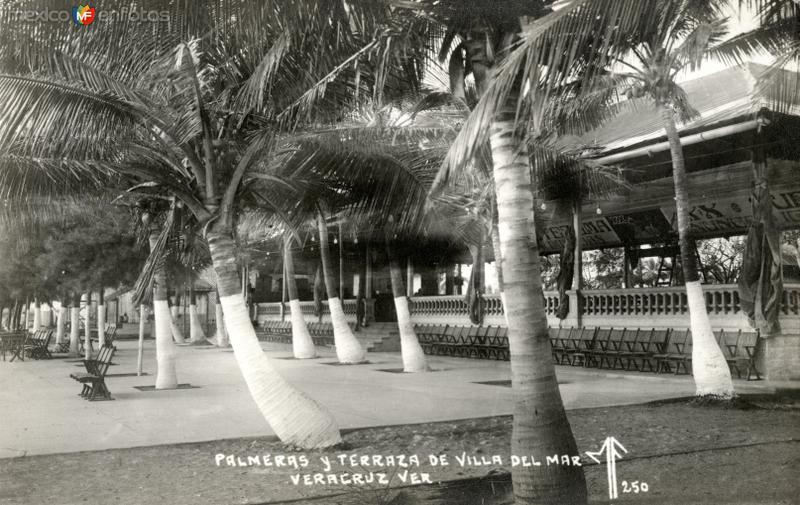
[0,395,797,505]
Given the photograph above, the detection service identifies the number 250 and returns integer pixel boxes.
[621,480,649,493]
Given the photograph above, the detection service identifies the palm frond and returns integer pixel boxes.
[131,206,175,307]
[439,0,672,176]
[0,75,142,158]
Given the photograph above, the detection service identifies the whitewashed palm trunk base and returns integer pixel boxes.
[394,296,428,372]
[84,314,92,360]
[328,297,366,363]
[189,305,206,343]
[219,293,342,448]
[154,300,179,389]
[686,281,735,397]
[290,299,316,359]
[215,304,230,347]
[55,306,67,345]
[170,306,185,343]
[69,307,80,356]
[137,305,147,376]
[97,304,106,348]
[32,305,41,332]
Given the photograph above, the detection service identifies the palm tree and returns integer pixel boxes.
[283,235,318,359]
[188,281,208,344]
[377,1,682,502]
[142,207,180,389]
[586,1,735,398]
[385,234,429,372]
[169,293,186,344]
[69,293,81,356]
[316,211,367,363]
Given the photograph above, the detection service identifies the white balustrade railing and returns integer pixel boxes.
[256,299,358,324]
[255,283,800,330]
[582,284,800,317]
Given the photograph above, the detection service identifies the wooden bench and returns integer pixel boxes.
[24,329,53,359]
[91,324,118,347]
[0,332,27,361]
[70,346,116,401]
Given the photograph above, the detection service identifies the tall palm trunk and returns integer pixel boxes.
[83,292,92,359]
[32,298,41,332]
[284,237,317,359]
[207,227,341,449]
[97,289,106,348]
[55,299,67,346]
[189,283,207,343]
[662,107,734,398]
[490,108,587,505]
[69,294,80,356]
[169,292,186,343]
[12,300,21,330]
[45,301,53,327]
[150,232,179,389]
[386,240,428,372]
[316,212,366,363]
[22,298,29,330]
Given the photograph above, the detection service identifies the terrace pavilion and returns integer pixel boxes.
[114,64,800,381]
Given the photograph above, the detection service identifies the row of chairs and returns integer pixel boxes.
[414,325,510,360]
[408,323,760,380]
[0,329,54,361]
[259,320,337,347]
[549,326,760,379]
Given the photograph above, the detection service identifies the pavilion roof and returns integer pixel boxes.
[560,63,797,156]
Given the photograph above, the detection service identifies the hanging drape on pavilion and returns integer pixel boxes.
[556,225,575,320]
[313,263,325,322]
[738,156,782,336]
[465,239,485,326]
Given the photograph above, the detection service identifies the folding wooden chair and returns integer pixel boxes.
[737,331,762,380]
[588,328,614,368]
[656,329,692,374]
[641,329,670,372]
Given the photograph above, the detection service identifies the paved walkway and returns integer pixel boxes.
[0,340,778,458]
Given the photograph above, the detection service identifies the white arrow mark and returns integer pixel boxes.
[586,437,628,500]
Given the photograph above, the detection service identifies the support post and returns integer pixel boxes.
[445,265,455,295]
[365,242,373,299]
[406,257,414,297]
[572,199,583,327]
[339,223,345,298]
[623,248,630,289]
